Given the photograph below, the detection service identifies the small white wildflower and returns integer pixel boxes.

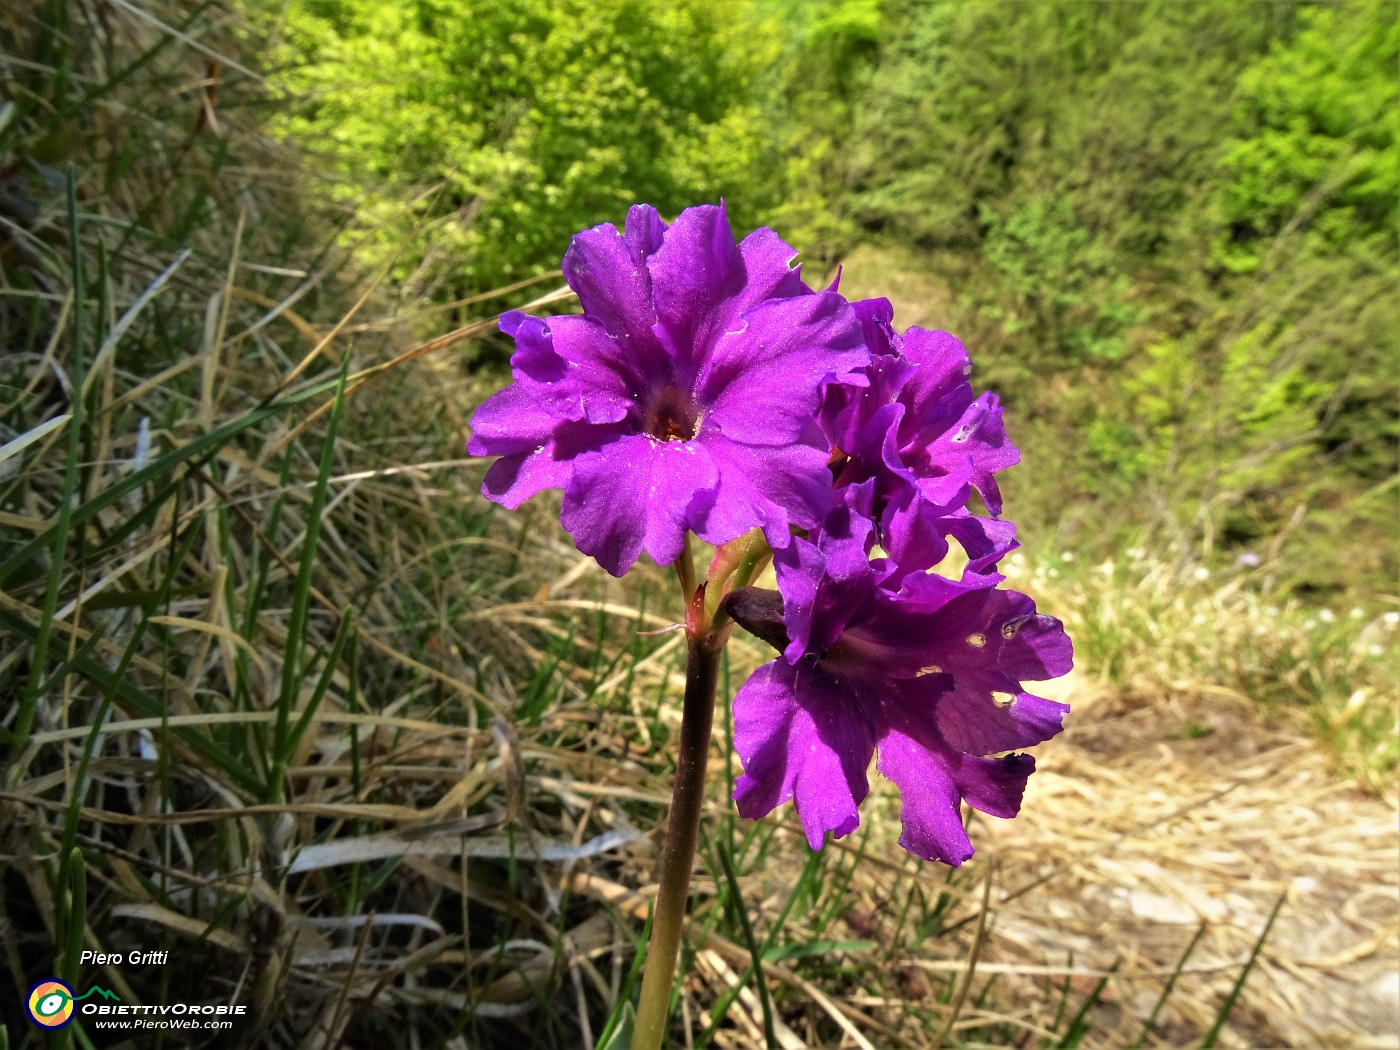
[1191,613,1205,626]
[1061,551,1076,563]
[1303,618,1317,631]
[130,416,152,472]
[1127,547,1145,560]
[137,728,159,762]
[1369,644,1385,658]
[1046,566,1060,579]
[1350,607,1365,619]
[1318,608,1336,624]
[1192,566,1210,582]
[1266,605,1279,617]
[1383,611,1399,627]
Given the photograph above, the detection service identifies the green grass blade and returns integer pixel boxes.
[1057,961,1119,1050]
[596,908,653,1050]
[271,606,356,783]
[1129,922,1207,1050]
[0,607,263,795]
[269,360,348,802]
[12,169,86,754]
[0,376,342,589]
[58,520,204,866]
[1201,894,1286,1049]
[53,845,88,1050]
[31,621,110,699]
[717,833,777,1048]
[62,847,87,986]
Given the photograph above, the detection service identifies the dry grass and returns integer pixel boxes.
[2,3,1396,1049]
[961,675,1398,1049]
[1016,548,1400,792]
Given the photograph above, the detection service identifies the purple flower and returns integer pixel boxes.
[467,203,868,576]
[728,488,1072,864]
[820,299,1019,573]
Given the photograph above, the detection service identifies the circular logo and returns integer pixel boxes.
[27,979,76,1029]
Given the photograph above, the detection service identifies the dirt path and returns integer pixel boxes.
[976,675,1400,1048]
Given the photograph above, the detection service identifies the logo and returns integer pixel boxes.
[26,979,121,1028]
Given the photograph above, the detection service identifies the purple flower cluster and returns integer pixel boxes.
[468,203,866,576]
[469,204,1071,865]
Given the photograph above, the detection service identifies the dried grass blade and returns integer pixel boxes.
[0,413,70,466]
[288,826,641,874]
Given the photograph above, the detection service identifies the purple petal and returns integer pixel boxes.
[945,586,1075,684]
[898,328,972,418]
[545,314,665,423]
[560,435,718,576]
[838,396,912,483]
[699,291,866,446]
[563,219,658,341]
[874,711,976,865]
[499,311,567,386]
[881,482,1018,575]
[876,702,1035,864]
[805,486,885,651]
[954,751,1036,819]
[919,392,1019,516]
[481,450,569,509]
[828,572,974,679]
[819,323,908,455]
[732,660,877,850]
[624,204,667,259]
[946,513,1019,573]
[648,203,746,377]
[733,225,808,306]
[497,310,645,426]
[468,381,556,458]
[469,379,590,508]
[881,485,956,573]
[851,297,898,357]
[697,435,832,555]
[772,535,824,662]
[773,480,884,661]
[878,579,1072,753]
[935,686,1070,757]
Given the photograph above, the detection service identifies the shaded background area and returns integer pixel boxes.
[0,1,1395,1047]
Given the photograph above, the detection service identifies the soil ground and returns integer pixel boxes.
[973,673,1400,1049]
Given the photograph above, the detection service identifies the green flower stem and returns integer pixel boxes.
[632,625,725,1050]
[675,532,698,604]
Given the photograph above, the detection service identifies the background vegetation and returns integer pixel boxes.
[274,0,1397,597]
[1,1,1394,1047]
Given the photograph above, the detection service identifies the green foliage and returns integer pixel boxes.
[1186,2,1399,588]
[817,0,1395,593]
[844,0,1296,349]
[977,198,1141,363]
[754,0,882,260]
[270,0,792,296]
[1214,1,1399,272]
[255,0,1395,591]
